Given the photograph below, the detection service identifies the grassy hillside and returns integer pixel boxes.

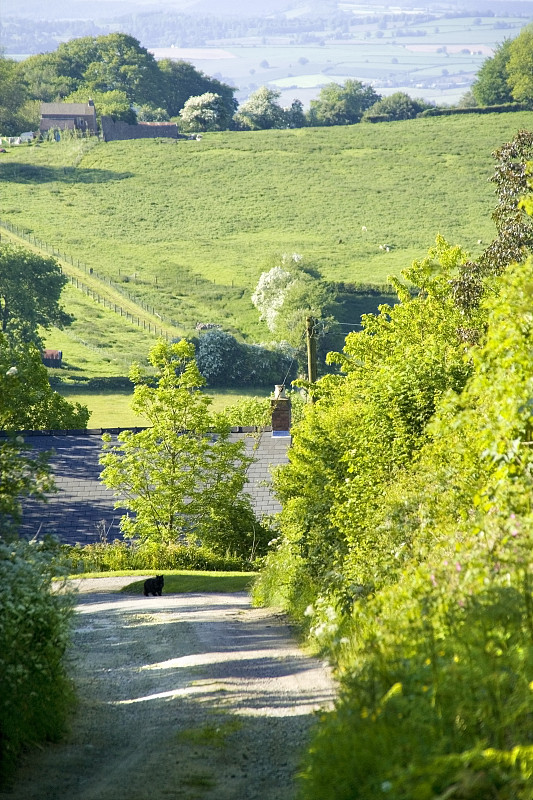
[1,112,533,379]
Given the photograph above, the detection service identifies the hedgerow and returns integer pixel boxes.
[0,541,75,785]
[59,539,258,573]
[255,134,533,798]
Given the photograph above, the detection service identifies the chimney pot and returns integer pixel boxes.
[271,387,291,433]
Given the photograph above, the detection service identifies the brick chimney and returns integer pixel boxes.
[271,385,291,435]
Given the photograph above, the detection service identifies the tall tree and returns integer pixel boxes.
[158,59,236,119]
[471,39,513,106]
[507,25,533,104]
[179,92,231,132]
[80,34,164,106]
[17,52,76,103]
[308,80,380,126]
[234,86,287,130]
[0,55,36,135]
[100,340,258,557]
[0,244,73,349]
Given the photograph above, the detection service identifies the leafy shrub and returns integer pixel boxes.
[59,539,258,573]
[0,540,74,784]
[195,329,296,387]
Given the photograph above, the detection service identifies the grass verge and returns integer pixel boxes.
[66,569,255,593]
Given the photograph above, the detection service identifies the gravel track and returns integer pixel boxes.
[1,579,335,800]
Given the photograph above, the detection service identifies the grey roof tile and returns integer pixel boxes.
[13,429,290,545]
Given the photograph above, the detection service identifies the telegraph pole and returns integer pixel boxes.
[306,316,317,388]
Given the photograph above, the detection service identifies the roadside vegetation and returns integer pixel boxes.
[2,35,533,793]
[253,130,533,798]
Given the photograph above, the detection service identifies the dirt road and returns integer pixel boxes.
[1,580,335,800]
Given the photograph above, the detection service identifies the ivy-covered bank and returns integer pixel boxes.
[254,135,533,799]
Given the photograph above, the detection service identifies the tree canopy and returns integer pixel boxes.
[234,86,287,130]
[308,80,380,126]
[471,39,513,106]
[0,243,72,349]
[0,56,37,136]
[14,35,237,123]
[100,340,265,559]
[158,58,236,119]
[506,26,533,104]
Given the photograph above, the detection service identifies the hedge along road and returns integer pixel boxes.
[1,578,336,800]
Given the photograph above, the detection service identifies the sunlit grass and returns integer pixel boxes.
[4,113,532,382]
[57,386,270,427]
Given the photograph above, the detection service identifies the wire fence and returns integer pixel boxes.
[0,217,179,340]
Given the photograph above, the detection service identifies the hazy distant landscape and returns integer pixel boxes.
[3,0,533,106]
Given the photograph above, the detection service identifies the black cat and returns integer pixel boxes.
[143,575,164,596]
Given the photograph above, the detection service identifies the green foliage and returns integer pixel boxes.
[308,80,380,126]
[264,235,472,601]
[363,92,430,122]
[63,34,164,106]
[158,59,236,119]
[262,213,533,798]
[506,26,533,104]
[64,88,136,124]
[0,55,35,136]
[0,540,75,785]
[100,340,261,560]
[234,86,287,130]
[179,92,231,132]
[15,35,237,121]
[0,243,72,348]
[60,540,254,573]
[472,39,513,106]
[452,130,533,314]
[0,334,90,431]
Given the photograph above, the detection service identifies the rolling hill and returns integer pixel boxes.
[2,110,533,380]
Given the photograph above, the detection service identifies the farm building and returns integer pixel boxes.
[39,101,98,134]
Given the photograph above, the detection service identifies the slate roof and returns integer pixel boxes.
[40,102,97,117]
[12,428,291,545]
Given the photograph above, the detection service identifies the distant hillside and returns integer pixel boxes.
[1,111,532,375]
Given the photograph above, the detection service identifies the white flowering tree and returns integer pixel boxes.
[251,254,335,350]
[234,86,287,130]
[179,92,231,132]
[251,265,295,332]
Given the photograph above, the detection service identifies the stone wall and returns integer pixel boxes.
[101,116,180,142]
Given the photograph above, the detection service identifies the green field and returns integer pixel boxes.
[59,386,270,428]
[2,111,533,382]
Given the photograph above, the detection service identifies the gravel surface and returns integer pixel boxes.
[1,579,336,800]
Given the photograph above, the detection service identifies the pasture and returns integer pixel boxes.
[58,386,270,428]
[2,111,533,380]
